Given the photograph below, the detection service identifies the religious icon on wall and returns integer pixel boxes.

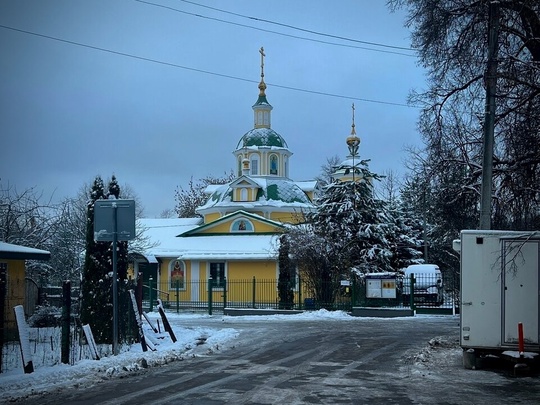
[171,260,184,288]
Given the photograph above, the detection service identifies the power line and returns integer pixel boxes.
[0,24,416,108]
[135,0,416,57]
[176,0,415,52]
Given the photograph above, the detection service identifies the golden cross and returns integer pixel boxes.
[259,47,265,78]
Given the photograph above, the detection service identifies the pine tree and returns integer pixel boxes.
[308,164,394,275]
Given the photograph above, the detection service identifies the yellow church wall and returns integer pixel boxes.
[161,259,280,305]
[204,212,221,224]
[269,211,305,224]
[195,218,280,234]
[252,221,281,233]
[227,260,276,279]
[146,257,314,309]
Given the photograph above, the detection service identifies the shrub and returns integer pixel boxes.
[27,305,62,327]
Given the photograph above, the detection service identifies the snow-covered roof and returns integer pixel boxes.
[236,128,288,149]
[295,180,317,192]
[137,218,202,257]
[0,242,51,260]
[137,218,278,260]
[198,177,315,212]
[175,234,278,260]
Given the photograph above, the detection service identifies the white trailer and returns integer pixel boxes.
[455,230,540,367]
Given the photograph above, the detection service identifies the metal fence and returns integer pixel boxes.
[143,274,459,315]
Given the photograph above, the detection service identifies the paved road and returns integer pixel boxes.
[18,316,539,404]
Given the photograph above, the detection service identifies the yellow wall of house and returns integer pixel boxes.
[2,260,26,325]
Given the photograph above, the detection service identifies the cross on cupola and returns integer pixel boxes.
[346,103,361,157]
[253,46,272,129]
[259,46,266,96]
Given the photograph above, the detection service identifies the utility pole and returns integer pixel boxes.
[479,1,500,230]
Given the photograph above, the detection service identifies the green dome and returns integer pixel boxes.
[236,128,288,149]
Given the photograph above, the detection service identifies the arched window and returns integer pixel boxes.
[250,155,259,175]
[169,260,185,289]
[240,188,248,201]
[237,156,242,176]
[269,154,278,175]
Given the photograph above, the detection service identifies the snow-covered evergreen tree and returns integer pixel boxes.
[385,202,425,272]
[80,175,133,344]
[287,162,397,308]
[308,164,394,275]
[80,176,111,343]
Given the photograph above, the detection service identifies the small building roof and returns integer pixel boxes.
[137,218,278,260]
[0,242,51,261]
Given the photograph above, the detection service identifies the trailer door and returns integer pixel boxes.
[502,240,540,346]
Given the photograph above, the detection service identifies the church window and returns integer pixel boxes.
[237,156,242,176]
[269,154,278,175]
[209,262,226,288]
[240,188,248,201]
[284,156,289,177]
[251,155,259,175]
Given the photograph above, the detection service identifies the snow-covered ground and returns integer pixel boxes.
[0,311,477,402]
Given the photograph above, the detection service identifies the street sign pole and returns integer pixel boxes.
[93,199,135,356]
[112,202,118,356]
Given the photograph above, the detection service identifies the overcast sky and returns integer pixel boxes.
[0,0,426,217]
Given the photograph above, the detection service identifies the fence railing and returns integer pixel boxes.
[142,274,459,315]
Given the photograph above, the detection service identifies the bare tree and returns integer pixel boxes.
[376,170,402,206]
[389,0,540,230]
[315,155,341,186]
[174,171,235,218]
[0,182,61,280]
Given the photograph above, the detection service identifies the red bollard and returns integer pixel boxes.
[518,322,524,357]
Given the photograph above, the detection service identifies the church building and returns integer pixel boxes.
[133,48,317,303]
